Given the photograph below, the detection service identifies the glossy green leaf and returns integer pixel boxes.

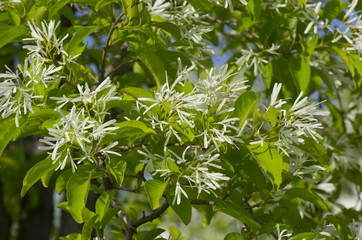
[102,120,156,143]
[260,15,284,43]
[0,25,27,49]
[153,22,181,39]
[101,207,121,228]
[0,117,17,158]
[21,156,57,197]
[265,106,280,127]
[186,0,214,11]
[145,179,167,210]
[82,214,98,240]
[66,169,92,223]
[296,137,329,168]
[325,215,352,240]
[49,0,71,19]
[96,190,117,223]
[142,228,165,240]
[213,201,260,230]
[59,233,82,240]
[55,169,73,194]
[289,57,311,92]
[323,0,341,21]
[121,87,154,100]
[166,191,191,225]
[138,49,166,88]
[290,232,334,240]
[248,0,261,20]
[224,232,243,240]
[109,160,127,186]
[286,188,329,211]
[234,91,261,129]
[66,26,98,56]
[248,143,283,188]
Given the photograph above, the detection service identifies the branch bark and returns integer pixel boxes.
[100,12,125,81]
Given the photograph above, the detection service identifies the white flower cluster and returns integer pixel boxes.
[257,83,328,156]
[138,146,230,205]
[23,20,77,65]
[331,0,362,59]
[39,78,121,171]
[0,20,65,127]
[144,0,213,45]
[235,44,280,77]
[136,65,250,204]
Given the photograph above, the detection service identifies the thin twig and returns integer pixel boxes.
[116,142,150,151]
[190,199,217,206]
[100,12,125,81]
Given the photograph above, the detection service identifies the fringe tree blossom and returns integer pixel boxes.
[23,20,78,65]
[0,56,60,127]
[235,44,280,77]
[39,106,120,172]
[264,83,328,156]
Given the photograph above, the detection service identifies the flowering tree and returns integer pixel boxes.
[0,0,361,239]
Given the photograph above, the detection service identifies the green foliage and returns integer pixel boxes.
[0,0,361,239]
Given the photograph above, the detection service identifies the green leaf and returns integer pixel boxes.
[145,228,165,239]
[290,232,334,240]
[325,215,352,240]
[138,49,166,88]
[224,232,243,240]
[101,207,121,228]
[66,26,98,56]
[185,0,214,11]
[21,156,57,197]
[265,106,280,127]
[145,179,167,210]
[49,0,71,19]
[248,0,261,21]
[0,117,17,158]
[66,168,92,223]
[234,91,261,129]
[41,170,54,188]
[96,190,117,223]
[59,233,82,240]
[248,143,283,188]
[55,169,73,194]
[0,25,27,49]
[213,201,260,230]
[121,87,154,100]
[260,15,284,43]
[82,215,98,240]
[109,160,127,186]
[323,0,341,21]
[286,188,329,211]
[152,22,181,39]
[102,120,156,144]
[289,57,311,92]
[296,137,329,168]
[165,191,191,225]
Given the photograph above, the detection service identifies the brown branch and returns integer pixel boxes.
[132,201,170,228]
[100,12,125,81]
[116,142,150,151]
[190,199,217,206]
[207,15,236,29]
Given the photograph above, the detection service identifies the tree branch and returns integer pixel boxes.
[132,201,170,228]
[190,199,217,206]
[100,12,125,81]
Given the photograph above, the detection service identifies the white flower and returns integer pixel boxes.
[172,182,188,205]
[302,2,326,34]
